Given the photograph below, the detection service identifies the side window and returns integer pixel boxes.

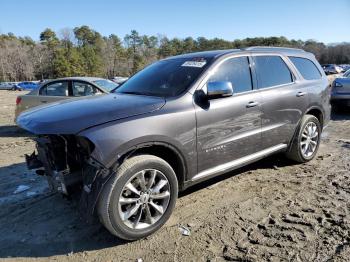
[40,81,68,96]
[254,56,293,89]
[289,57,322,80]
[208,56,252,94]
[72,81,97,96]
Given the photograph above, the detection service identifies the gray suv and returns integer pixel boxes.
[17,47,331,240]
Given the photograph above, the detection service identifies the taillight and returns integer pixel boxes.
[16,97,22,105]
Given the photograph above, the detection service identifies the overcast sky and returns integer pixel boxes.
[1,0,349,44]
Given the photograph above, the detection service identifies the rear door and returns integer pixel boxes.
[252,54,309,149]
[195,55,263,178]
[23,80,70,110]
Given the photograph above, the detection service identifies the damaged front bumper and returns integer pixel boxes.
[25,135,113,219]
[25,136,86,194]
[26,143,72,195]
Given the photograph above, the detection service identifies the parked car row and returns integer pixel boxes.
[0,82,18,90]
[0,81,40,91]
[322,64,350,75]
[2,77,127,93]
[16,47,331,240]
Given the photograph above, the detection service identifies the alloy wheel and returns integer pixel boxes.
[300,122,319,158]
[118,169,171,229]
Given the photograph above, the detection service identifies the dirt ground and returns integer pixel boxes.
[0,89,349,262]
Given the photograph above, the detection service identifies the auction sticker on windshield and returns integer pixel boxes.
[182,61,207,68]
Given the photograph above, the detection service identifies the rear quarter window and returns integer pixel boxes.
[289,57,322,80]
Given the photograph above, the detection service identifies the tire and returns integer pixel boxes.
[286,115,321,163]
[97,154,178,240]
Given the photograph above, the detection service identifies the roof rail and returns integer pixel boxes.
[242,46,306,52]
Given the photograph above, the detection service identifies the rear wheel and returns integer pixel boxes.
[286,115,321,163]
[97,155,178,240]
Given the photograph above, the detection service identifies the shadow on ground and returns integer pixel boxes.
[0,162,126,258]
[331,106,350,121]
[180,153,292,197]
[0,125,32,138]
[0,153,291,258]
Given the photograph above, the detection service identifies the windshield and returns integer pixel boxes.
[344,69,350,77]
[114,57,212,97]
[93,79,119,92]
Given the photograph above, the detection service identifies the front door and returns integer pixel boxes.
[194,56,262,179]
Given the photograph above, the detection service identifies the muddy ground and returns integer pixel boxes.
[0,90,349,261]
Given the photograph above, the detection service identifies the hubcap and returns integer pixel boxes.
[300,122,319,158]
[118,169,170,229]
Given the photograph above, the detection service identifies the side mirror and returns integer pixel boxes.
[207,81,233,98]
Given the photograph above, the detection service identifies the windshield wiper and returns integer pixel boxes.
[118,91,157,96]
[119,91,145,95]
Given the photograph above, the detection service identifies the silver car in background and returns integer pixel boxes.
[331,69,350,107]
[15,77,118,118]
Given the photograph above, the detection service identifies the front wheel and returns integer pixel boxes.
[97,154,178,240]
[286,115,321,163]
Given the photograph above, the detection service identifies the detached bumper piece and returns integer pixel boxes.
[25,151,43,169]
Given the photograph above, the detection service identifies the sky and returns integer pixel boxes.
[1,0,349,44]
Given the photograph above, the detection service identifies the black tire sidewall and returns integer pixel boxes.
[296,115,321,161]
[107,157,178,240]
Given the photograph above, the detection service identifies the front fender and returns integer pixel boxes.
[78,104,197,178]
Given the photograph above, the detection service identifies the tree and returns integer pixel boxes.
[53,47,84,77]
[1,28,349,82]
[40,28,59,46]
[124,30,144,74]
[101,34,128,78]
[73,26,103,76]
[0,38,34,81]
[31,43,51,80]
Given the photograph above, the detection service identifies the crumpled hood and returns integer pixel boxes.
[16,93,165,134]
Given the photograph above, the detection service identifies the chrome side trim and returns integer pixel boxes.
[192,144,287,181]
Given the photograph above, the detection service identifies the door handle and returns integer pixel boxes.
[41,100,48,103]
[296,92,307,97]
[246,101,259,108]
